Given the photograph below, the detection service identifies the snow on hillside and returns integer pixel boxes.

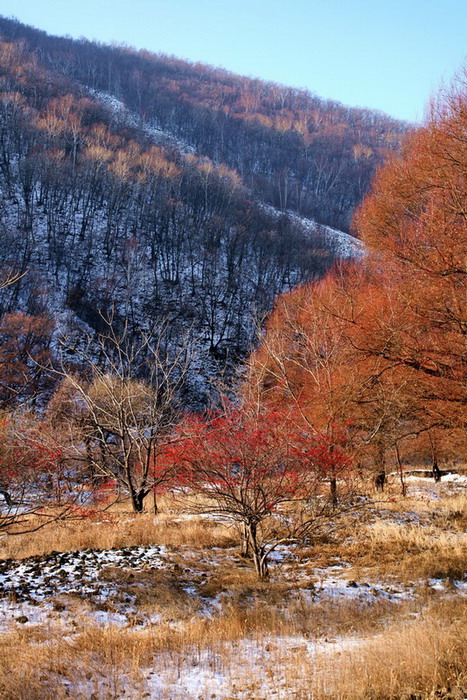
[259,203,364,260]
[289,211,364,260]
[90,90,363,261]
[89,89,197,154]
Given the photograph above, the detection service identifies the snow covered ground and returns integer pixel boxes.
[0,537,465,635]
[143,634,366,700]
[0,545,168,631]
[403,471,467,500]
[0,472,465,698]
[89,89,197,154]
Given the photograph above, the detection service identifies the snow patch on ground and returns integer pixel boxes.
[438,472,467,484]
[144,633,366,699]
[305,568,412,602]
[403,472,467,500]
[286,208,364,259]
[0,545,167,631]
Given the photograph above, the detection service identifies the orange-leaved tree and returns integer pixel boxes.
[247,263,416,489]
[354,73,467,432]
[247,73,466,486]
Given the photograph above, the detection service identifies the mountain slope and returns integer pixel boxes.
[0,16,408,232]
[0,18,405,405]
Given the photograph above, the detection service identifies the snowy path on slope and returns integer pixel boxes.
[89,89,197,154]
[260,202,364,259]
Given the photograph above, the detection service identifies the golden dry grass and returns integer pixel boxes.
[0,485,466,698]
[0,495,236,560]
[352,521,467,580]
[293,490,467,584]
[376,491,467,525]
[310,598,467,699]
[0,625,147,699]
[0,596,464,699]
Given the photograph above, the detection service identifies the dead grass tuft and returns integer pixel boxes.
[309,598,467,699]
[98,565,202,619]
[0,509,236,561]
[352,521,467,581]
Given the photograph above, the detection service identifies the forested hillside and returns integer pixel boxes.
[0,16,406,404]
[0,15,407,232]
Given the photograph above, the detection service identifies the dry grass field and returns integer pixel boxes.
[0,477,466,699]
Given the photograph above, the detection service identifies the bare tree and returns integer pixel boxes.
[51,319,194,513]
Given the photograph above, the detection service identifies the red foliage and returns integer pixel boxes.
[0,417,64,485]
[0,415,72,532]
[162,403,353,578]
[165,405,351,513]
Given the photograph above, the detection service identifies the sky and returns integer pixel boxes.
[0,0,465,123]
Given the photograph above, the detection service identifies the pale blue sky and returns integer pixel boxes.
[0,0,465,122]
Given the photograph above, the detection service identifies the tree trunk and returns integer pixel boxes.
[131,490,145,513]
[240,522,251,558]
[429,433,441,482]
[375,472,386,492]
[330,477,338,507]
[248,522,269,579]
[0,489,12,507]
[153,490,159,515]
[375,445,386,492]
[395,443,406,496]
[253,554,269,579]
